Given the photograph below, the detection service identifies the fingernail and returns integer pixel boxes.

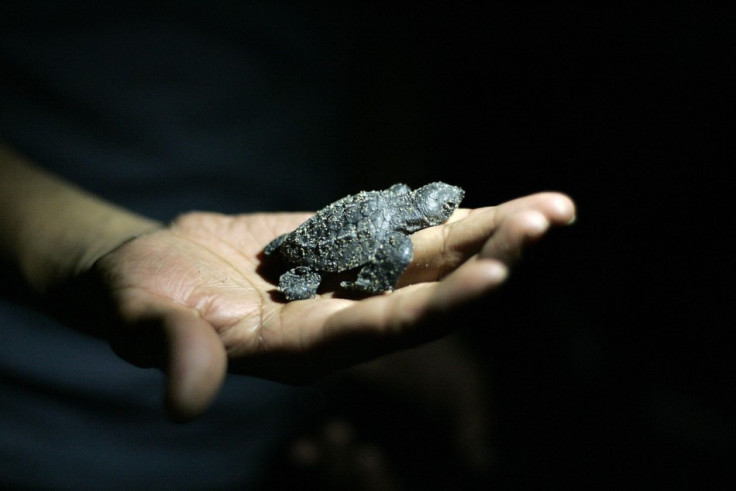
[552,196,576,225]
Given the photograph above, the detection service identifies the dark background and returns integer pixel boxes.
[322,4,735,489]
[2,3,733,489]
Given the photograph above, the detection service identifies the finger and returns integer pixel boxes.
[321,257,508,358]
[455,191,575,227]
[110,292,227,422]
[405,192,575,283]
[232,258,507,382]
[161,307,228,422]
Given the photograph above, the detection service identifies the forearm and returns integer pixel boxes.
[0,143,162,296]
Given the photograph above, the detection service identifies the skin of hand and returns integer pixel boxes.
[1,144,576,422]
[81,193,575,421]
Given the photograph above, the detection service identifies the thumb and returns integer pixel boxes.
[108,297,228,422]
[160,308,228,422]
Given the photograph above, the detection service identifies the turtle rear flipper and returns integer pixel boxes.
[279,266,322,301]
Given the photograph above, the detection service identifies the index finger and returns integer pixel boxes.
[403,192,576,285]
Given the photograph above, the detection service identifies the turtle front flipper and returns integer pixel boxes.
[279,266,322,301]
[341,233,413,294]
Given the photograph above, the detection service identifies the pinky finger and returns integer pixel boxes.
[323,257,507,354]
[426,257,509,313]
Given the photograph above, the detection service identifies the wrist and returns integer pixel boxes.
[1,144,162,296]
[26,198,163,296]
[64,208,164,285]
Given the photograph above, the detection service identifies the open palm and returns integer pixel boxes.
[88,192,575,420]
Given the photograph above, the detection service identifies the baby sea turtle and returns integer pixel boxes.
[264,182,465,301]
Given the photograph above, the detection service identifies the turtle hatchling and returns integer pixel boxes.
[264,182,465,301]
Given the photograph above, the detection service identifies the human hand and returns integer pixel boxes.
[77,192,574,421]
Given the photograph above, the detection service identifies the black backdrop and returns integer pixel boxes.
[329,4,735,488]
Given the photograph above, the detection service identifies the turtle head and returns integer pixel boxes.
[411,182,465,228]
